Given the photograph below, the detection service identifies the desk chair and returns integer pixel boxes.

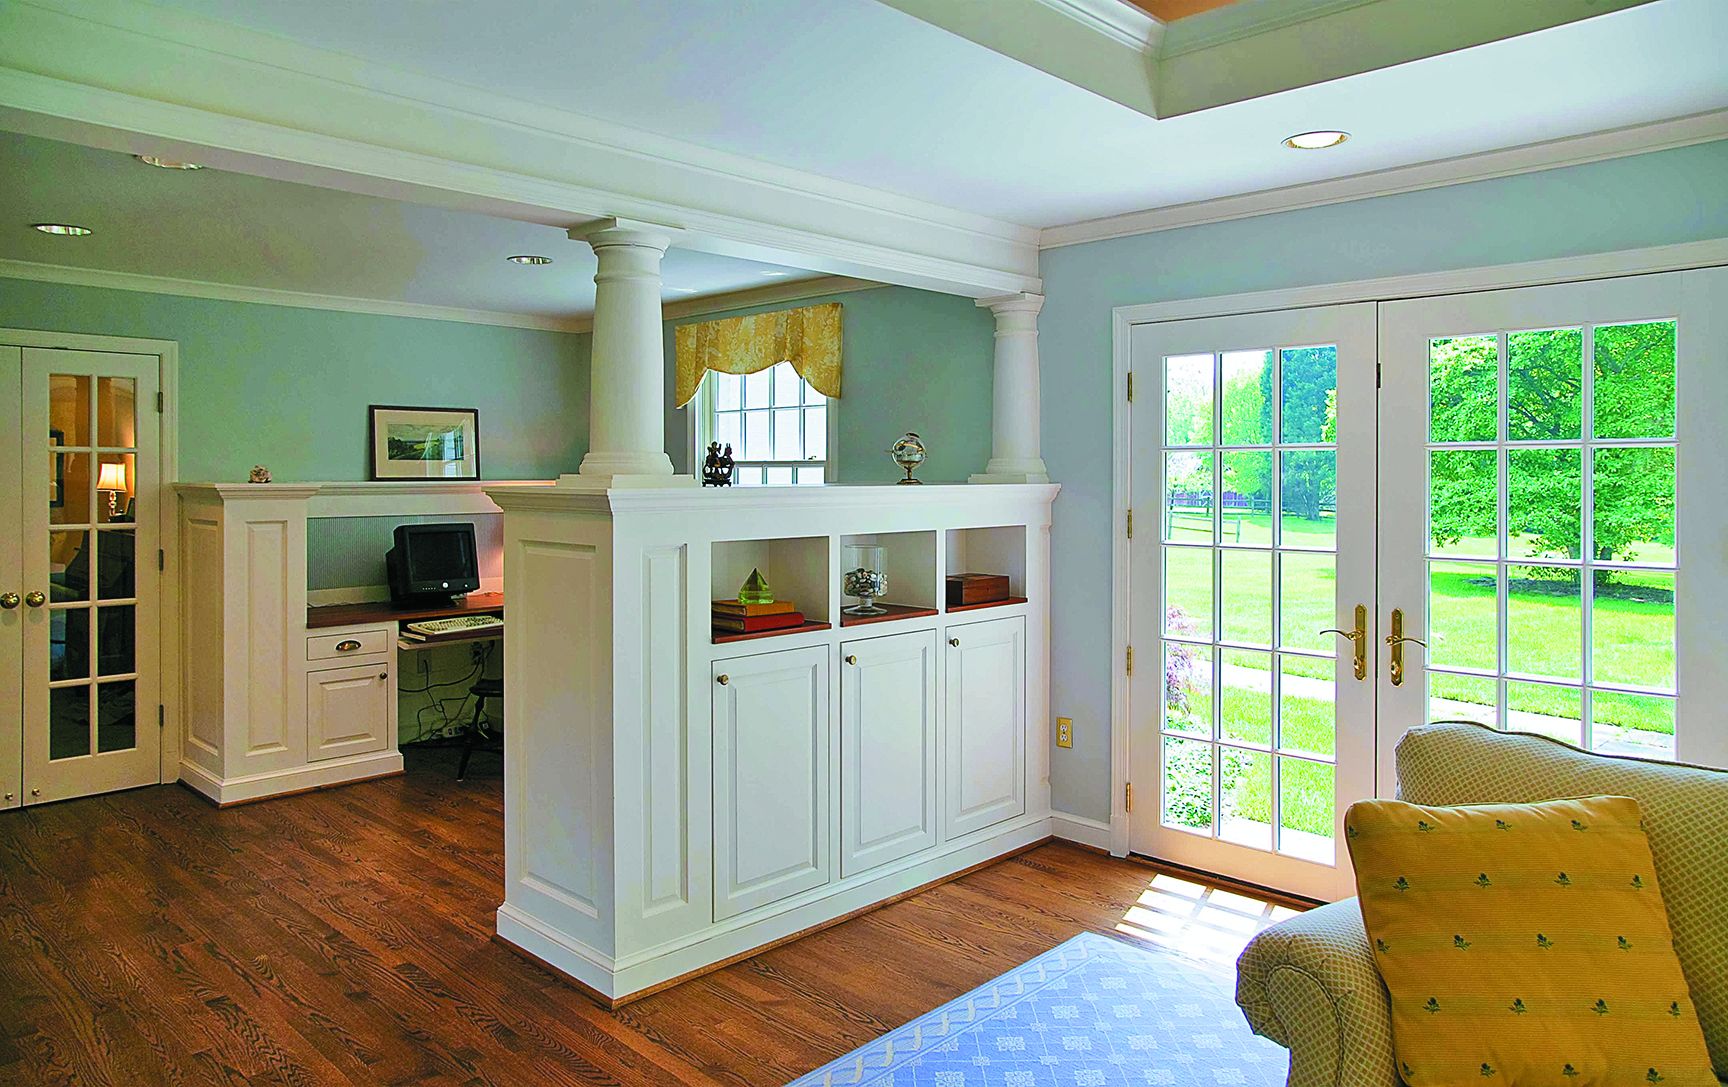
[457,678,503,781]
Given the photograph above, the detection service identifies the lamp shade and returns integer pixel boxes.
[96,462,128,492]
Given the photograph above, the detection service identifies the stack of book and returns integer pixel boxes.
[712,599,806,635]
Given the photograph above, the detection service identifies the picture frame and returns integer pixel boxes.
[368,405,481,481]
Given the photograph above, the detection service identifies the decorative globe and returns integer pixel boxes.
[890,432,927,485]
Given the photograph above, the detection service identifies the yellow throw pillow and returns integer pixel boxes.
[1347,795,1715,1086]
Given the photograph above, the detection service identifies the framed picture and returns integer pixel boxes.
[368,405,480,481]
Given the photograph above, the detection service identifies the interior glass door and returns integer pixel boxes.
[1377,269,1728,785]
[1129,304,1377,901]
[21,348,162,804]
[1,346,21,811]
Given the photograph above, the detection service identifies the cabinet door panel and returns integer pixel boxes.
[840,630,937,877]
[944,616,1026,839]
[306,662,391,761]
[712,646,830,920]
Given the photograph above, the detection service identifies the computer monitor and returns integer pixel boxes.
[386,522,480,602]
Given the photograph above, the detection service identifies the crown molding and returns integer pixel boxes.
[0,259,589,333]
[1032,0,1164,51]
[0,0,1040,298]
[1041,109,1728,249]
[656,276,888,327]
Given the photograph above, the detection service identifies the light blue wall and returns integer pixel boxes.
[1038,138,1728,821]
[0,279,591,481]
[663,285,997,483]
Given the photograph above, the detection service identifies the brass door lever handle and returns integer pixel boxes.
[1321,604,1368,680]
[1386,608,1426,687]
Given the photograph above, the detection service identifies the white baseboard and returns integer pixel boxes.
[178,750,405,805]
[1049,811,1113,851]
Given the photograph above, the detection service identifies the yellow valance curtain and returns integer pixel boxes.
[674,302,842,408]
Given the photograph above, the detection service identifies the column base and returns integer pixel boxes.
[970,457,1050,485]
[556,472,696,491]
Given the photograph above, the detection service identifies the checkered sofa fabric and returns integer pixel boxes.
[1235,722,1728,1085]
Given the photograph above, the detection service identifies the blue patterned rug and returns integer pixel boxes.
[786,931,1287,1086]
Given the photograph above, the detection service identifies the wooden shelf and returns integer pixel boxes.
[712,620,832,645]
[945,596,1027,614]
[838,603,939,627]
[308,592,504,629]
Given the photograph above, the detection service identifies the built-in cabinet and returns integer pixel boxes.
[488,482,1057,1003]
[306,656,394,762]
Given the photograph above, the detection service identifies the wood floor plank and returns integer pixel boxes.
[0,747,1293,1086]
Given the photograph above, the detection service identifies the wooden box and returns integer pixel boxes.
[946,572,1010,606]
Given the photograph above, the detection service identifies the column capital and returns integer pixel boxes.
[975,292,1045,317]
[568,217,678,253]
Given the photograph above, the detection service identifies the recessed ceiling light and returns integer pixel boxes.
[1283,130,1350,150]
[32,223,93,236]
[137,155,204,170]
[759,271,789,277]
[507,254,552,265]
[670,287,700,294]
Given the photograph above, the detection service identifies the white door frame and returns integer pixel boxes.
[0,328,180,789]
[1108,238,1728,861]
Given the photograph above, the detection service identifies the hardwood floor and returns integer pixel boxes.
[0,748,1296,1086]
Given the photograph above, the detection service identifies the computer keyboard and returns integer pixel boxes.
[404,614,504,638]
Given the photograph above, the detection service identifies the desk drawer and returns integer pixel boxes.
[307,627,392,662]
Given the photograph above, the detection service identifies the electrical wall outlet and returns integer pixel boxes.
[1056,716,1073,749]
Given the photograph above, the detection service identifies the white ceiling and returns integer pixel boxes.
[0,131,818,322]
[136,0,1728,228]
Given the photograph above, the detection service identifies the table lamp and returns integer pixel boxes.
[96,461,128,520]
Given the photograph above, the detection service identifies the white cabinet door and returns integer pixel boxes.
[306,662,391,761]
[944,616,1025,839]
[840,629,937,877]
[712,645,830,920]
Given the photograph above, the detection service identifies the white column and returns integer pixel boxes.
[970,292,1050,484]
[563,218,692,488]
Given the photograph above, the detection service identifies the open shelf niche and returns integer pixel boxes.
[944,525,1029,611]
[711,535,831,643]
[837,530,938,627]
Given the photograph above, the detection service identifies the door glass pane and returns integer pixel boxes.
[1431,672,1498,729]
[1220,350,1270,445]
[1507,680,1582,746]
[1591,692,1674,760]
[50,607,90,682]
[1219,649,1271,746]
[1593,321,1675,439]
[96,530,135,600]
[1279,451,1335,548]
[1165,452,1214,543]
[1280,346,1337,444]
[1429,449,1496,558]
[96,376,136,447]
[1219,550,1271,647]
[95,453,135,524]
[1594,447,1675,566]
[1162,735,1212,833]
[1591,571,1675,691]
[1507,327,1582,440]
[49,374,91,446]
[1164,547,1213,641]
[50,531,90,603]
[1428,562,1498,671]
[98,605,135,676]
[1219,747,1272,850]
[97,680,137,753]
[1279,757,1333,863]
[1280,656,1335,758]
[50,685,91,760]
[1507,448,1580,562]
[1506,567,1581,680]
[51,451,91,525]
[1429,335,1497,443]
[1220,451,1272,545]
[1163,643,1211,737]
[1279,552,1335,655]
[1165,354,1214,446]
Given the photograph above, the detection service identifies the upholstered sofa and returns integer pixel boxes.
[1234,722,1728,1086]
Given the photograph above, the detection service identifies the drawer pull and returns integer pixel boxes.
[336,639,362,653]
[844,654,858,665]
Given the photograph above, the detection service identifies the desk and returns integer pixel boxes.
[307,591,505,629]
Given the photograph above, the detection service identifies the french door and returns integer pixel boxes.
[2,344,163,809]
[1127,268,1728,901]
[1377,269,1728,783]
[1128,304,1377,901]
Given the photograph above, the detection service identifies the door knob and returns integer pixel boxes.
[24,591,46,608]
[1320,604,1369,681]
[0,592,18,610]
[716,674,730,686]
[1385,608,1427,687]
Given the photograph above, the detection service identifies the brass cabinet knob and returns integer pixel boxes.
[0,592,18,610]
[31,788,41,797]
[949,637,961,647]
[24,591,46,608]
[336,639,362,652]
[844,654,858,665]
[716,674,730,686]
[4,792,13,802]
